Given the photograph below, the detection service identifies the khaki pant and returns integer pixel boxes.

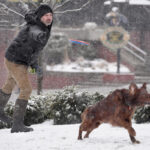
[2,58,32,100]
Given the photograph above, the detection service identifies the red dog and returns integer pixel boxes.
[78,83,150,144]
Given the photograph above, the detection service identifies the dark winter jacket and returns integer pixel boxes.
[5,10,52,70]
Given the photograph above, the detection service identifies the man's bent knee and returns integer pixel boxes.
[18,87,32,100]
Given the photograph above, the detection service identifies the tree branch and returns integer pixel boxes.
[0,6,9,15]
[0,2,24,18]
[0,0,95,26]
[28,0,38,8]
[143,6,150,14]
[54,0,92,14]
[19,0,29,11]
[53,0,72,10]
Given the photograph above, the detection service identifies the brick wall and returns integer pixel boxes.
[0,29,149,89]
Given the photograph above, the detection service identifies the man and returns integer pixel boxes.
[0,4,53,133]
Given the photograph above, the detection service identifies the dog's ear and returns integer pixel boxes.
[129,82,138,95]
[141,83,147,89]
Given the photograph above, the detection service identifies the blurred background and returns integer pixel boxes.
[1,0,150,92]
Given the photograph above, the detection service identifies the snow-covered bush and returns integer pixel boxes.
[134,105,150,123]
[49,86,104,125]
[0,86,104,128]
[0,101,14,129]
[24,95,51,126]
[0,94,52,129]
[83,22,98,29]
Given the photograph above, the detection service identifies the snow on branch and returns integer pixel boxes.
[0,6,9,15]
[53,0,72,10]
[0,0,93,17]
[0,2,24,18]
[19,0,29,11]
[0,0,94,27]
[54,0,92,14]
[143,6,150,14]
[28,0,38,8]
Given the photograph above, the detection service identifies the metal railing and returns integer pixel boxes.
[127,41,147,55]
[123,41,147,63]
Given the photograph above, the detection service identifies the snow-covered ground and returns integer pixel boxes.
[3,59,149,150]
[1,120,150,150]
[46,58,130,73]
[2,83,150,150]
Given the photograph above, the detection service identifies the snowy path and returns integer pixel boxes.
[0,121,150,150]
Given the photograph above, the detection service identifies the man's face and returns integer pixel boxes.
[40,13,53,26]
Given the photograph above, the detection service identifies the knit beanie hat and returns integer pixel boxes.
[35,4,53,19]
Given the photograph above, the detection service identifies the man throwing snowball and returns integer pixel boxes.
[0,4,53,133]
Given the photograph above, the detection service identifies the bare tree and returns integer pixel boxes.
[0,0,93,27]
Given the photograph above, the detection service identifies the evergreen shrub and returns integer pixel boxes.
[134,105,150,123]
[49,86,104,125]
[0,86,104,128]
